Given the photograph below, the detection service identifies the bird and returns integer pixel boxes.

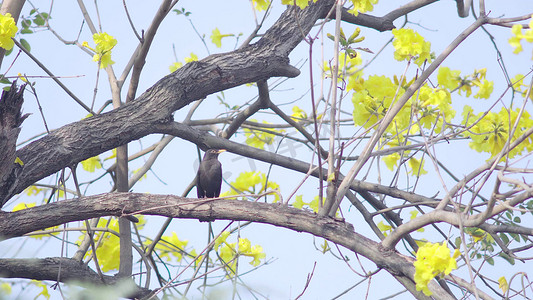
[196,149,226,198]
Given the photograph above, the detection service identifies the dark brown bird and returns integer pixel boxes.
[197,149,226,198]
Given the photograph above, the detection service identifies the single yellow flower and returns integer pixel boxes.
[210,28,233,48]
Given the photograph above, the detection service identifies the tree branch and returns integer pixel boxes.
[0,257,153,299]
[0,192,450,297]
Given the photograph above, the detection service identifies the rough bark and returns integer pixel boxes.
[0,192,442,298]
[0,83,28,202]
[0,257,153,299]
[0,1,337,206]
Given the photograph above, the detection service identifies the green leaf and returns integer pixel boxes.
[33,13,50,26]
[513,216,521,223]
[20,39,31,52]
[21,19,31,28]
[485,255,494,265]
[34,16,45,26]
[0,76,12,85]
[499,252,515,265]
[499,233,509,245]
[505,211,512,219]
[173,7,191,16]
[454,237,462,248]
[21,29,33,34]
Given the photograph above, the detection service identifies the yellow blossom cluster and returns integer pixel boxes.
[79,216,145,272]
[438,67,493,99]
[414,242,460,296]
[508,15,533,58]
[83,32,117,69]
[153,232,193,262]
[220,171,280,202]
[350,74,455,174]
[462,106,533,159]
[347,0,378,16]
[214,231,266,277]
[392,28,432,66]
[244,120,285,150]
[0,13,18,50]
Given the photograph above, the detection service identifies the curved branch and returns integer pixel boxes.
[0,192,451,298]
[1,1,330,204]
[0,257,152,299]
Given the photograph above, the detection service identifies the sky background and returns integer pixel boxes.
[2,0,533,299]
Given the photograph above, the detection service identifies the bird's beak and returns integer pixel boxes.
[217,149,227,154]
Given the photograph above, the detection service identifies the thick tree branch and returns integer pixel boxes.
[0,1,331,205]
[0,257,153,299]
[156,121,443,207]
[0,83,28,202]
[0,192,452,298]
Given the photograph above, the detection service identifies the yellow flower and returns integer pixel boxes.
[463,107,533,159]
[80,218,122,272]
[0,13,18,50]
[377,221,393,236]
[383,153,400,171]
[157,232,189,262]
[414,242,458,296]
[25,186,42,196]
[12,202,36,211]
[252,0,270,11]
[473,79,494,99]
[247,244,266,266]
[408,157,428,176]
[509,24,524,54]
[351,75,400,129]
[81,156,102,172]
[347,0,378,16]
[169,62,183,73]
[32,280,51,300]
[220,171,280,202]
[210,28,233,48]
[509,16,533,58]
[90,32,117,68]
[244,120,285,150]
[392,28,432,66]
[437,67,461,90]
[184,52,198,63]
[291,105,307,120]
[0,282,11,295]
[498,276,509,293]
[281,0,317,9]
[291,195,306,209]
